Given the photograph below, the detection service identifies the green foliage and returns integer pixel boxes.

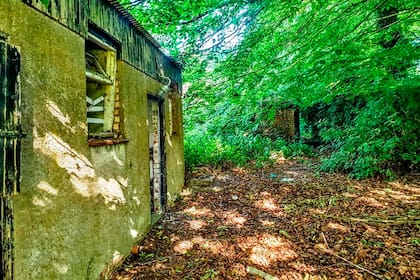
[40,0,50,8]
[184,133,246,170]
[200,269,218,280]
[123,0,419,178]
[185,127,313,170]
[320,81,420,179]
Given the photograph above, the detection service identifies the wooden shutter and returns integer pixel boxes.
[0,39,22,280]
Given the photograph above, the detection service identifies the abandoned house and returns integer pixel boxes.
[274,107,300,140]
[0,0,184,279]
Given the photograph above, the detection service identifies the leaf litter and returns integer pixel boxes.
[111,160,419,280]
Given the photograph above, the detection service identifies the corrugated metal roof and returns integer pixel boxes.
[104,0,181,68]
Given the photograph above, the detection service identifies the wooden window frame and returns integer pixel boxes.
[86,31,127,146]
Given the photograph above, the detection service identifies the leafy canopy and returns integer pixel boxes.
[122,0,420,177]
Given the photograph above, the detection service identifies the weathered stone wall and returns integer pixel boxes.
[0,0,184,279]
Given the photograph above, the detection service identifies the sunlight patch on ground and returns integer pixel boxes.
[255,198,279,211]
[342,192,358,198]
[201,240,233,257]
[187,219,207,230]
[216,174,231,181]
[370,188,419,204]
[354,196,386,208]
[151,262,167,271]
[173,236,236,257]
[283,170,300,177]
[308,208,326,215]
[388,181,420,193]
[183,206,214,217]
[191,236,205,245]
[278,271,305,280]
[260,220,275,227]
[222,209,247,227]
[254,196,285,217]
[362,224,377,235]
[326,222,349,233]
[232,167,248,174]
[239,234,298,267]
[173,240,194,254]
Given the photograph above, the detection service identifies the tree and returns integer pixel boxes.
[123,0,420,177]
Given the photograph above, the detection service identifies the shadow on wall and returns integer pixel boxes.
[25,100,148,276]
[33,100,127,208]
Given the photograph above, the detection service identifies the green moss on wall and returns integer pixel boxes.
[0,1,184,279]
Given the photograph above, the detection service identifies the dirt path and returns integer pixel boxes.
[111,161,419,280]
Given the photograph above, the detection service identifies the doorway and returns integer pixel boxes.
[147,96,166,215]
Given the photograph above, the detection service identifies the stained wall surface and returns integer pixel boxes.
[0,0,184,279]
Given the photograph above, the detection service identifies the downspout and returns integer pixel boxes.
[157,72,172,98]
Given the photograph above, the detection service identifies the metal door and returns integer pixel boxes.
[147,96,166,214]
[0,39,22,280]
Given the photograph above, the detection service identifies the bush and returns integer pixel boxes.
[319,84,420,179]
[184,133,247,170]
[184,130,313,170]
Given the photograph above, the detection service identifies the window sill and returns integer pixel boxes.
[88,138,129,147]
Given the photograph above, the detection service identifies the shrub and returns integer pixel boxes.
[319,83,420,179]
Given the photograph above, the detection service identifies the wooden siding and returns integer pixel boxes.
[22,0,181,85]
[22,0,88,34]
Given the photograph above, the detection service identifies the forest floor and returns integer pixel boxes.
[111,160,419,280]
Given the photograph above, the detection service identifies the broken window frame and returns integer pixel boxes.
[85,31,119,141]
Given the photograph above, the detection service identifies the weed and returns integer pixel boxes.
[138,252,154,261]
[410,238,420,245]
[279,229,290,238]
[283,204,297,213]
[345,185,356,193]
[300,196,338,208]
[216,225,229,236]
[361,239,384,248]
[200,269,219,280]
[384,257,396,265]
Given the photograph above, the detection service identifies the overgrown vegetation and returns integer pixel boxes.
[184,132,313,170]
[122,0,420,178]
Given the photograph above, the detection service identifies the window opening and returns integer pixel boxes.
[85,33,117,139]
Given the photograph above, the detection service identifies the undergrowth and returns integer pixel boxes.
[184,132,313,170]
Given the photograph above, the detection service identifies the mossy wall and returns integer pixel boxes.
[165,96,185,203]
[0,1,184,279]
